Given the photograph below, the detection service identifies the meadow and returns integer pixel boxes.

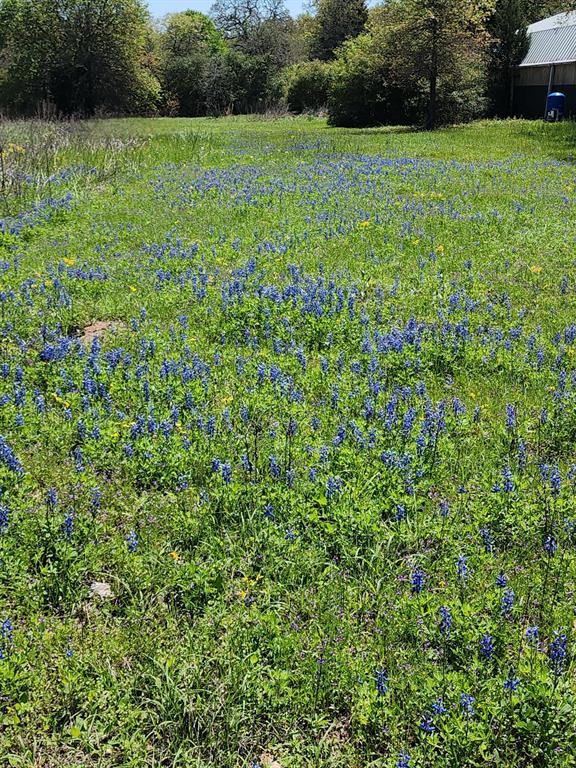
[1,115,576,767]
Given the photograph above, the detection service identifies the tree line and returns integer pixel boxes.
[0,0,572,128]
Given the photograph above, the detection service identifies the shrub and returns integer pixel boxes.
[283,60,332,113]
[327,32,409,127]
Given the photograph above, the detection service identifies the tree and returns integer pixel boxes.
[210,0,288,51]
[385,0,490,129]
[158,11,227,116]
[283,59,332,112]
[309,0,368,61]
[209,0,294,112]
[0,0,62,112]
[327,8,411,127]
[327,1,488,128]
[0,0,159,115]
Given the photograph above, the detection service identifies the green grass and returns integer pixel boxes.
[0,117,576,767]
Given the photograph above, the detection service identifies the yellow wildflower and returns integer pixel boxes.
[530,265,542,274]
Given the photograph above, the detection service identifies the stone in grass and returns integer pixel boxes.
[260,755,282,768]
[89,581,114,600]
[80,320,127,347]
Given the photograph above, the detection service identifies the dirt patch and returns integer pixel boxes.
[80,320,127,346]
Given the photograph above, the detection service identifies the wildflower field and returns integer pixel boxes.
[1,116,576,767]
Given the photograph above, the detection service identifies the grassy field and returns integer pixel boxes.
[1,116,576,767]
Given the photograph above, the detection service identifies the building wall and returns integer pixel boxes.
[513,64,576,117]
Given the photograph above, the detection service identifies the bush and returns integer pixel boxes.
[328,3,488,129]
[327,32,409,128]
[283,60,332,113]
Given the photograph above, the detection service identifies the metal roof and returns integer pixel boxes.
[520,11,576,67]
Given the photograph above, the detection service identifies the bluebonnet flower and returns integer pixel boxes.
[326,476,343,500]
[480,634,494,659]
[549,631,567,675]
[47,488,58,509]
[0,503,9,532]
[439,606,453,637]
[411,567,426,594]
[501,588,515,617]
[419,715,435,733]
[90,488,102,515]
[0,618,13,658]
[550,466,561,497]
[221,463,232,484]
[0,434,24,476]
[495,571,508,588]
[285,528,297,542]
[504,669,520,691]
[502,466,514,493]
[395,504,406,521]
[440,499,450,518]
[62,513,74,539]
[506,404,516,431]
[457,554,469,581]
[480,527,494,552]
[544,535,558,556]
[375,669,388,695]
[432,698,447,715]
[126,530,138,552]
[517,439,527,471]
[263,503,275,520]
[525,626,539,644]
[269,455,281,481]
[211,458,221,473]
[460,693,475,717]
[396,754,411,768]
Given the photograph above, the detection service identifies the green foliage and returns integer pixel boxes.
[0,0,160,115]
[158,11,228,116]
[327,30,406,127]
[328,1,488,128]
[1,114,576,765]
[283,60,332,113]
[309,0,368,61]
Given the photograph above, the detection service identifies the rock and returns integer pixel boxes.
[89,581,114,600]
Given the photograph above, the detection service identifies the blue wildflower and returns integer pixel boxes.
[411,567,426,594]
[480,634,494,659]
[0,434,24,476]
[504,669,520,691]
[501,588,515,617]
[460,693,475,717]
[126,530,138,553]
[375,669,388,695]
[439,606,452,637]
[549,631,567,675]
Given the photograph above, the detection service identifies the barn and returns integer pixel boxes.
[513,11,576,119]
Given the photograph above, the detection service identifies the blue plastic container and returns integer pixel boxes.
[546,92,566,121]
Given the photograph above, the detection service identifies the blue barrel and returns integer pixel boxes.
[546,92,565,121]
